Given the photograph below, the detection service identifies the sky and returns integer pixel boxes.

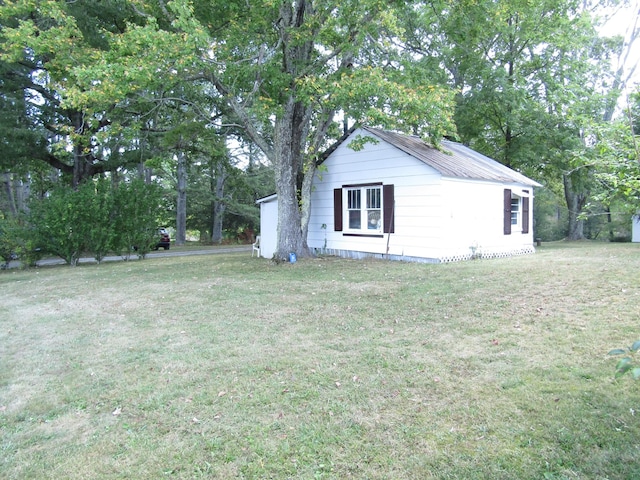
[599,0,640,93]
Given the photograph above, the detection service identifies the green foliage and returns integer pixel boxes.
[1,0,636,255]
[0,0,171,185]
[85,179,117,262]
[24,179,165,265]
[27,185,90,266]
[0,214,20,267]
[590,96,640,216]
[111,179,164,258]
[0,214,43,268]
[403,0,623,240]
[533,188,568,241]
[609,340,640,380]
[223,164,274,234]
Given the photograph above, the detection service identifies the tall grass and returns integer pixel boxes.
[1,241,639,479]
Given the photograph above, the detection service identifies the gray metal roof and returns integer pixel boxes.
[362,126,542,186]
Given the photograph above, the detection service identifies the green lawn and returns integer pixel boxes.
[1,241,639,479]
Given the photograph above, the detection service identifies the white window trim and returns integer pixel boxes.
[343,185,383,235]
[510,194,522,231]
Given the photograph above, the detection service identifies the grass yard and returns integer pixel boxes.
[1,241,640,479]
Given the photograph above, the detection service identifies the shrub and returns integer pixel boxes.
[111,179,164,258]
[85,179,116,263]
[25,179,165,265]
[28,185,88,265]
[0,215,20,268]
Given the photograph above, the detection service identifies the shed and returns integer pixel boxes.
[256,194,278,259]
[633,215,640,243]
[305,127,542,263]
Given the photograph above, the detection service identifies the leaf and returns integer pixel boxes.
[615,357,633,377]
[608,349,627,356]
[630,341,640,352]
[632,368,640,380]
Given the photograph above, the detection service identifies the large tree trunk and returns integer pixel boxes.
[563,173,587,240]
[72,144,92,188]
[175,151,187,246]
[273,98,308,259]
[71,111,93,187]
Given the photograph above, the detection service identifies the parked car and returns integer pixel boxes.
[155,227,171,250]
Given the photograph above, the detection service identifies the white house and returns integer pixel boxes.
[258,126,542,263]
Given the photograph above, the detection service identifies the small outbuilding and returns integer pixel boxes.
[256,194,278,259]
[258,126,542,263]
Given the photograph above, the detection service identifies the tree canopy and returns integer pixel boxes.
[0,0,638,255]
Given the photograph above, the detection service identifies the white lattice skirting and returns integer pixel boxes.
[312,246,536,264]
[438,246,536,263]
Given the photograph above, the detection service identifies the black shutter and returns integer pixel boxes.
[503,189,512,235]
[333,188,343,231]
[383,184,395,233]
[522,196,530,234]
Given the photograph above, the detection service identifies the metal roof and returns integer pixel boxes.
[256,193,277,204]
[362,127,542,187]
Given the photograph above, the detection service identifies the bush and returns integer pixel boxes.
[28,185,88,265]
[25,179,165,265]
[0,215,44,268]
[111,180,164,258]
[0,215,20,268]
[533,188,568,241]
[85,179,116,263]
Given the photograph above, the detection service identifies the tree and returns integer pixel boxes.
[186,142,262,244]
[589,92,640,215]
[0,0,155,186]
[404,0,623,239]
[65,0,456,260]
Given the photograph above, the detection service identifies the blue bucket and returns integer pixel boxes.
[289,252,297,263]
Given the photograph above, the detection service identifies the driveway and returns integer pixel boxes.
[4,245,252,269]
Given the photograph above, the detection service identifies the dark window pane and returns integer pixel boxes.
[349,210,361,229]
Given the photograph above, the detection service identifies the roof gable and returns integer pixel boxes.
[355,127,542,186]
[256,193,277,204]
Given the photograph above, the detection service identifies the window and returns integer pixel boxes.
[334,184,394,235]
[504,189,530,235]
[511,197,520,225]
[347,188,362,229]
[346,185,382,233]
[366,187,382,231]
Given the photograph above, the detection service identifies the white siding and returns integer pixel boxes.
[308,128,444,261]
[633,215,640,243]
[439,178,535,261]
[306,128,538,262]
[258,196,278,259]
